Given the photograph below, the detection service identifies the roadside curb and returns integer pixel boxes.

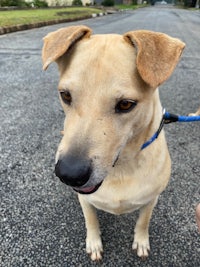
[0,12,107,35]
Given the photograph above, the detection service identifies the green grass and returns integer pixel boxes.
[116,4,148,10]
[0,7,102,27]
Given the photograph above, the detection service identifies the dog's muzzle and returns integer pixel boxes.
[55,155,102,194]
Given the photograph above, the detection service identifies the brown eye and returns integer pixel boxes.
[115,99,137,113]
[60,91,72,105]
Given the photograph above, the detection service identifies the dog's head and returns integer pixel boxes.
[42,25,185,194]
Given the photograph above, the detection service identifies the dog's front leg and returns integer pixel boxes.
[78,194,103,261]
[132,197,158,259]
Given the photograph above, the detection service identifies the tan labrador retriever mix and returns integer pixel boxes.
[42,25,185,261]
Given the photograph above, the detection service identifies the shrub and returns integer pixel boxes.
[184,0,197,7]
[32,0,48,7]
[72,0,83,5]
[101,0,114,6]
[132,0,137,4]
[0,0,20,6]
[0,0,48,7]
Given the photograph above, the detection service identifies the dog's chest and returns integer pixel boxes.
[84,170,162,215]
[90,198,143,215]
[85,184,153,215]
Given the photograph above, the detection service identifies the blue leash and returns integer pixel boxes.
[141,110,200,150]
[164,112,200,123]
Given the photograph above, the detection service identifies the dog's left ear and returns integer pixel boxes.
[42,25,92,70]
[124,30,185,88]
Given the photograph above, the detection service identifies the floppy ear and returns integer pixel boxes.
[42,25,92,70]
[124,30,185,88]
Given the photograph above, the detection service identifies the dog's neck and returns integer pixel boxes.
[120,91,163,160]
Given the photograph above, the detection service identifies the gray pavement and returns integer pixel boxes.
[0,5,200,267]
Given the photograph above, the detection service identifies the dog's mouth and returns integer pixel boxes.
[73,181,103,194]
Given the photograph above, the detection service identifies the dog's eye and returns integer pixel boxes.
[115,100,137,113]
[60,91,72,105]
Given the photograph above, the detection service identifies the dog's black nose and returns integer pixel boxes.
[55,155,92,187]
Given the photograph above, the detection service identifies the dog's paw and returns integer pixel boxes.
[86,236,103,261]
[132,233,150,259]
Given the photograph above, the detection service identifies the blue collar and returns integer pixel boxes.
[141,109,200,150]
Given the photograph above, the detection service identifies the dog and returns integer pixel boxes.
[42,25,185,261]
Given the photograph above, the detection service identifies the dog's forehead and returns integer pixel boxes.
[75,33,134,55]
[58,34,137,88]
[57,34,150,103]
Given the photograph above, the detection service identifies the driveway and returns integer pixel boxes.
[0,5,199,267]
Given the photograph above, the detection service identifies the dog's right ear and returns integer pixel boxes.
[42,25,92,70]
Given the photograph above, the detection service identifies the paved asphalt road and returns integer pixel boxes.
[0,5,200,267]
